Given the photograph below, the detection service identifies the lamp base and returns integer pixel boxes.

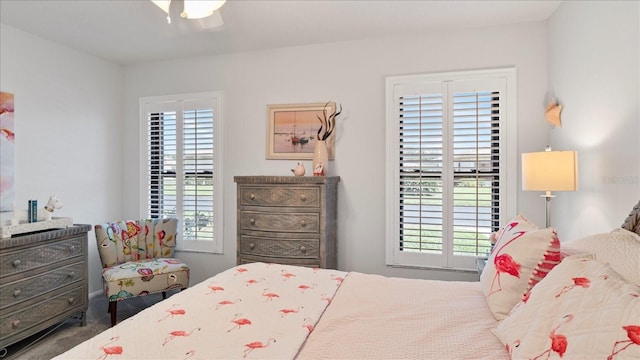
[540,192,555,228]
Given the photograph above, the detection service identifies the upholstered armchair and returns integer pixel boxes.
[95,218,190,326]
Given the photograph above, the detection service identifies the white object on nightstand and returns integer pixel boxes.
[476,257,488,276]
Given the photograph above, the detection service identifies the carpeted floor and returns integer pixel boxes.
[2,293,166,360]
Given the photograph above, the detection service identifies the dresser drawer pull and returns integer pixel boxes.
[300,220,307,227]
[12,320,20,328]
[12,259,21,267]
[68,271,76,278]
[13,289,21,297]
[250,193,256,200]
[250,218,256,225]
[249,243,255,250]
[300,246,307,253]
[300,194,307,201]
[68,297,76,305]
[68,245,76,252]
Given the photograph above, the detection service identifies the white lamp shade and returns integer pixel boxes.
[522,151,578,192]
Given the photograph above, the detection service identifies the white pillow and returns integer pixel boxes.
[561,228,640,285]
[492,255,640,359]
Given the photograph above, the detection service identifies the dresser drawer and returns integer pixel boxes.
[239,236,320,259]
[239,255,320,268]
[0,286,85,341]
[240,186,320,207]
[0,237,83,277]
[0,262,84,310]
[240,211,319,233]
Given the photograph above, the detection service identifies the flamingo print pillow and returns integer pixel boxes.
[492,255,640,359]
[480,214,562,320]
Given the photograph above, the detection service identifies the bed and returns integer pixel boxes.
[54,201,640,359]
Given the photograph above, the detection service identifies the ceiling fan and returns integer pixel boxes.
[151,0,226,29]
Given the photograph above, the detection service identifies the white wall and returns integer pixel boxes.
[0,24,124,294]
[3,2,635,295]
[547,1,640,241]
[122,21,549,284]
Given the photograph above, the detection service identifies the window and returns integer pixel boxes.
[140,92,224,253]
[385,69,516,271]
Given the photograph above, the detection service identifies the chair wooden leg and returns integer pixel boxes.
[109,301,117,327]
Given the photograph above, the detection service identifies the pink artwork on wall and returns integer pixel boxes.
[0,91,15,212]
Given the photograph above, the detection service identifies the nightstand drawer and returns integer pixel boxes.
[0,237,83,277]
[239,211,319,233]
[239,236,320,259]
[0,262,84,310]
[240,186,320,207]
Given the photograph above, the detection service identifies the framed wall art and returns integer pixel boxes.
[0,91,15,212]
[266,102,336,160]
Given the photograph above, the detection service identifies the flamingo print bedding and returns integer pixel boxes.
[54,262,346,360]
[54,262,509,360]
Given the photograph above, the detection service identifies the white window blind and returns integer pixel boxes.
[386,69,516,270]
[140,92,224,253]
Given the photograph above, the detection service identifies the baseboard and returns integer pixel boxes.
[89,290,103,300]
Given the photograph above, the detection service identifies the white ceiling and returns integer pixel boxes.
[0,0,562,65]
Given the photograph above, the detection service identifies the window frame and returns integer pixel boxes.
[385,68,517,271]
[139,91,224,254]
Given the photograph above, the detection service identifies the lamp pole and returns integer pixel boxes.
[543,191,555,228]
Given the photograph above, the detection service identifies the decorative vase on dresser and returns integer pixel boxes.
[234,176,339,269]
[0,224,91,352]
[312,140,329,176]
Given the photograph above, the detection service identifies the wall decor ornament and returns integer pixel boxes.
[266,102,337,160]
[545,98,562,127]
[0,91,15,212]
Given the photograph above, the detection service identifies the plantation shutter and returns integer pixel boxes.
[448,80,502,269]
[394,81,448,268]
[182,103,215,242]
[143,96,220,252]
[386,72,512,270]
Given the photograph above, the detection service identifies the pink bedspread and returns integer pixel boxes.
[296,272,510,359]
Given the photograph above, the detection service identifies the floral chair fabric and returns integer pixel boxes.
[95,218,190,326]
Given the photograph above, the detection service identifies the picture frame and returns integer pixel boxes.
[266,102,336,160]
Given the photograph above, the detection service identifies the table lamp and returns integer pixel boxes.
[521,148,578,227]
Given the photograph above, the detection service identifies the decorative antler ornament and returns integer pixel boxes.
[316,102,342,141]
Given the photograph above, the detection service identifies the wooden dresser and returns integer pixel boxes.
[234,176,339,269]
[0,224,91,351]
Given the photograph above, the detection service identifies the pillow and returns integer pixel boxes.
[480,214,562,320]
[492,256,640,359]
[561,228,640,285]
[621,199,640,235]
